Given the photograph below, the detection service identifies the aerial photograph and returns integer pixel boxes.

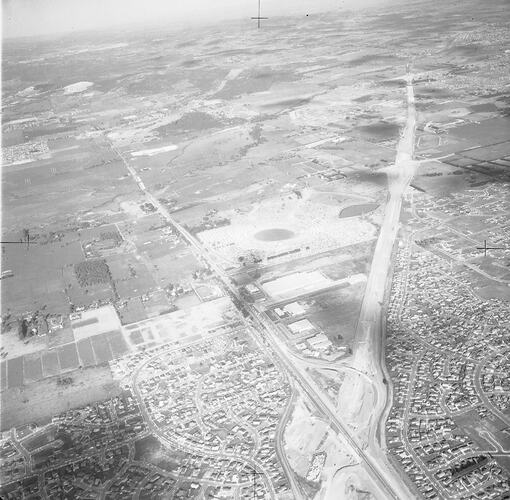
[1,0,509,498]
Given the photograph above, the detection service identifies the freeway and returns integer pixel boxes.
[352,70,417,366]
[248,307,406,500]
[343,69,418,498]
[110,139,403,498]
[107,69,418,499]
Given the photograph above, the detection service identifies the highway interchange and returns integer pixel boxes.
[110,69,418,500]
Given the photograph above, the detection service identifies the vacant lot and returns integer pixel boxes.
[1,365,121,431]
[303,282,366,347]
[1,234,82,315]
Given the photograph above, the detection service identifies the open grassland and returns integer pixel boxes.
[0,365,121,431]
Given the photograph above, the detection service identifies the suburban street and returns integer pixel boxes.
[109,69,418,500]
[3,3,510,498]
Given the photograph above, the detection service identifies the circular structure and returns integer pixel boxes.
[254,228,295,241]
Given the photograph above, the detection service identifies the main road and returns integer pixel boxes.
[348,69,418,496]
[107,68,417,500]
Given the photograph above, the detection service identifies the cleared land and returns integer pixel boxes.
[0,365,121,431]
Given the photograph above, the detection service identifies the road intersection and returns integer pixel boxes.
[110,67,418,500]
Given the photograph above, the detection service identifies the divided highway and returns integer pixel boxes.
[349,70,418,499]
[108,68,418,500]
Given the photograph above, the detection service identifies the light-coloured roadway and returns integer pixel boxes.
[109,69,418,499]
[348,70,418,499]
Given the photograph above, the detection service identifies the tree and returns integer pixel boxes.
[18,319,29,339]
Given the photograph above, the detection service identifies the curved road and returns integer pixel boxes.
[107,67,418,500]
[130,351,278,499]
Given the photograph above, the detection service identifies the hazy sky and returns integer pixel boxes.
[3,0,387,39]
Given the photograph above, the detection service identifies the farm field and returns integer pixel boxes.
[1,0,510,497]
[0,365,121,431]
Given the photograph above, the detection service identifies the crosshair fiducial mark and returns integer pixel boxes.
[251,0,268,28]
[1,229,34,252]
[246,470,265,500]
[475,239,505,257]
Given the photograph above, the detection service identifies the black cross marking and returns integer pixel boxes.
[251,0,268,28]
[476,239,505,257]
[1,230,35,253]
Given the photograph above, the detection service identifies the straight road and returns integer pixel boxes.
[249,307,406,500]
[348,70,418,497]
[107,69,418,499]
